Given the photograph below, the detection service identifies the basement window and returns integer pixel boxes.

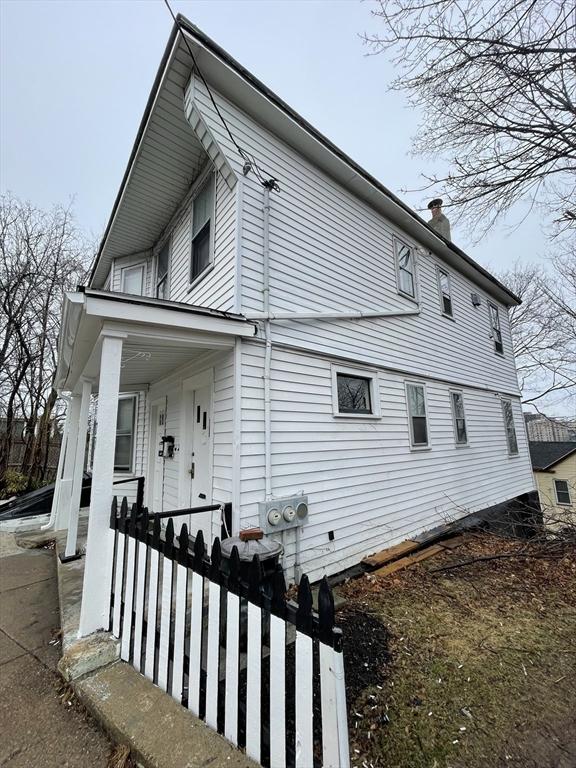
[332,366,380,418]
[114,395,137,473]
[554,479,571,505]
[488,301,504,354]
[406,382,429,448]
[190,174,215,284]
[450,390,468,445]
[437,267,453,317]
[395,239,417,299]
[501,399,519,455]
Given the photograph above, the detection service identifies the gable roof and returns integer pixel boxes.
[90,16,521,307]
[529,441,576,471]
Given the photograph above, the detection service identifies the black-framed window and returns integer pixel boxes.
[450,391,468,445]
[156,241,170,299]
[396,241,416,298]
[191,175,214,283]
[437,267,453,317]
[336,374,372,414]
[114,395,136,472]
[406,382,429,447]
[501,399,518,455]
[554,479,571,505]
[488,302,504,354]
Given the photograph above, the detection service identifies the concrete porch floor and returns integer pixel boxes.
[53,518,257,768]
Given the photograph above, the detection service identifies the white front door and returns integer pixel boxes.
[150,404,165,514]
[182,383,213,542]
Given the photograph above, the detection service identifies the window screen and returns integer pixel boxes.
[156,242,170,299]
[438,268,453,316]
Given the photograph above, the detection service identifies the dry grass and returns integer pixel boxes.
[339,533,576,768]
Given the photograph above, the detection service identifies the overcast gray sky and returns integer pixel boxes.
[1,0,548,274]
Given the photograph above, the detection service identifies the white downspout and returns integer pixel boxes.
[262,186,272,501]
[42,393,71,531]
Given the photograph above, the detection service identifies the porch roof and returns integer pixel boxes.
[56,288,256,393]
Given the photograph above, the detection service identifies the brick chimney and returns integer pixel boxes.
[427,198,451,241]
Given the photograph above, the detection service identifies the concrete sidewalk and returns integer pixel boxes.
[0,534,112,766]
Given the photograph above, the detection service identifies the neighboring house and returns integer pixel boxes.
[50,17,535,637]
[525,416,576,443]
[529,441,576,527]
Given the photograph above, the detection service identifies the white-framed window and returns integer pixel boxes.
[437,267,453,317]
[331,365,381,418]
[488,301,504,354]
[121,264,145,296]
[190,173,215,285]
[114,394,137,473]
[394,238,417,299]
[501,398,518,455]
[405,381,429,448]
[156,240,170,299]
[450,390,468,445]
[554,479,572,506]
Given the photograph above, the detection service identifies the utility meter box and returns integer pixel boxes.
[258,495,309,534]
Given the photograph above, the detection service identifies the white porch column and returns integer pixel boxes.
[79,333,125,637]
[53,394,82,531]
[63,379,92,560]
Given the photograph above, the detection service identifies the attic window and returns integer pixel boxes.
[190,174,215,284]
[437,267,453,317]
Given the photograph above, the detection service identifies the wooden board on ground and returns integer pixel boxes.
[362,540,421,569]
[438,534,470,550]
[373,544,445,577]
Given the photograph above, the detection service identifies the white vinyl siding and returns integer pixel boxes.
[236,342,534,582]
[187,75,519,394]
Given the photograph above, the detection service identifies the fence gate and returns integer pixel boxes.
[109,498,350,768]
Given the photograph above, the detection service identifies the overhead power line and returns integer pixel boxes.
[162,0,280,192]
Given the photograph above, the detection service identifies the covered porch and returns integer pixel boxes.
[52,288,255,637]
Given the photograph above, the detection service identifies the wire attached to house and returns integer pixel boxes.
[161,0,280,193]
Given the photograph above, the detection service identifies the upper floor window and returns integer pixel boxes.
[406,382,429,448]
[450,390,468,445]
[114,395,136,473]
[191,174,215,284]
[156,241,170,299]
[437,267,453,317]
[121,264,144,296]
[488,301,504,354]
[395,239,416,299]
[554,479,571,505]
[501,399,518,455]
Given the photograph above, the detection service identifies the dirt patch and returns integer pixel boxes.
[339,532,576,768]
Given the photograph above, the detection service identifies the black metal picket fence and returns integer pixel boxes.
[108,497,350,768]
